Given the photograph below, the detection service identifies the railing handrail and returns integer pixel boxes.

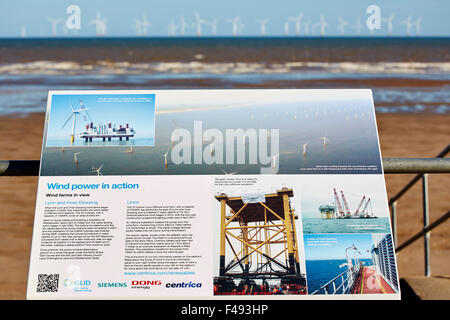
[396,210,450,252]
[1,157,449,176]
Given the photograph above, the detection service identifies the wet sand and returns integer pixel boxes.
[0,112,448,299]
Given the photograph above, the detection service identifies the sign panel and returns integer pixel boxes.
[27,89,400,299]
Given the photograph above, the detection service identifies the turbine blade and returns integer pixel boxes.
[61,113,74,129]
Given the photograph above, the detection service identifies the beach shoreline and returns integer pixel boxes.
[0,112,448,299]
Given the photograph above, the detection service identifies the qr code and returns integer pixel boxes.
[37,274,59,292]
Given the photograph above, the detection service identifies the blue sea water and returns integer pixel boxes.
[306,259,373,294]
[302,217,391,234]
[0,37,448,116]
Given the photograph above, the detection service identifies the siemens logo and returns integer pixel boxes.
[166,281,202,288]
[97,282,127,288]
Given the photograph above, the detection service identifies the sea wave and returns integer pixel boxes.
[0,60,449,75]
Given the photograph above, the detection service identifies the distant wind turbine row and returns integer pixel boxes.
[40,12,423,37]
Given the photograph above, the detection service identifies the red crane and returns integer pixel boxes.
[333,188,345,217]
[340,190,351,216]
[354,196,366,216]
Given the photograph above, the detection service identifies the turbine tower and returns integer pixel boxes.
[194,11,207,36]
[61,101,91,144]
[89,12,107,36]
[289,13,303,35]
[303,20,311,35]
[256,18,269,36]
[382,13,395,36]
[413,17,422,36]
[227,16,243,36]
[313,14,327,37]
[210,19,218,35]
[400,15,413,36]
[284,19,290,35]
[168,20,178,36]
[179,15,192,35]
[47,17,64,36]
[337,16,348,35]
[355,17,364,35]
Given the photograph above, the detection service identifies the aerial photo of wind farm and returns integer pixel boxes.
[40,90,382,176]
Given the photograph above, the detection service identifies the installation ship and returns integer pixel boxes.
[319,188,377,219]
[80,122,136,142]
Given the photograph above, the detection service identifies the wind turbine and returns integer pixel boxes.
[320,137,329,147]
[73,152,81,165]
[284,19,290,35]
[256,18,269,36]
[89,12,107,36]
[136,14,151,36]
[163,150,169,168]
[303,20,311,35]
[210,19,218,35]
[382,13,395,36]
[61,100,91,144]
[89,164,104,176]
[337,16,348,35]
[20,25,26,38]
[400,15,413,36]
[313,14,327,37]
[194,11,207,36]
[413,17,422,36]
[168,20,178,36]
[302,143,308,156]
[272,154,279,169]
[179,15,192,35]
[227,16,243,36]
[47,17,64,36]
[355,17,364,35]
[289,13,303,35]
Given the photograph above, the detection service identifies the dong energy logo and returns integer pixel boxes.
[131,280,162,289]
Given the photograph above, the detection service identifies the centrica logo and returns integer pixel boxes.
[97,282,127,288]
[166,281,202,288]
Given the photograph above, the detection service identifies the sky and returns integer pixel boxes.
[1,0,449,37]
[46,93,156,141]
[304,234,374,260]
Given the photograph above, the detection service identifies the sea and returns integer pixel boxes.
[0,37,449,116]
[306,258,373,294]
[302,217,391,234]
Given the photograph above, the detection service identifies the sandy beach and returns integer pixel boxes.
[0,112,448,299]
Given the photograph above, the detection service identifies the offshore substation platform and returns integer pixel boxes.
[214,188,307,295]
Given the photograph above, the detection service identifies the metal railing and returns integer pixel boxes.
[310,262,361,295]
[387,145,450,278]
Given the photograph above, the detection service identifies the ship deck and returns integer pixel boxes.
[352,266,396,294]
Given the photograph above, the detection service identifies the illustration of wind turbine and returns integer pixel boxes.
[355,17,364,35]
[302,143,308,156]
[47,17,64,36]
[413,17,422,36]
[125,146,134,153]
[89,12,107,36]
[400,15,413,36]
[227,16,243,36]
[256,18,269,36]
[337,16,348,35]
[168,20,178,36]
[73,152,81,165]
[163,150,169,168]
[289,13,303,35]
[89,164,104,176]
[382,13,395,36]
[61,101,91,144]
[194,11,207,36]
[313,14,327,36]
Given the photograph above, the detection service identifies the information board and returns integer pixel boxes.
[27,89,400,299]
